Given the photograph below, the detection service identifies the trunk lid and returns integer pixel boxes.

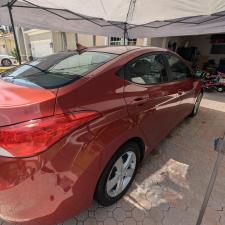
[0,80,56,127]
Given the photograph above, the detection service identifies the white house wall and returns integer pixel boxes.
[96,36,106,46]
[186,35,225,64]
[66,32,76,50]
[77,34,94,47]
[52,32,64,53]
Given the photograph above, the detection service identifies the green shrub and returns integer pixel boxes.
[10,48,19,60]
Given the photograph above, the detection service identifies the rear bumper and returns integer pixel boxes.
[0,171,90,225]
[0,128,99,225]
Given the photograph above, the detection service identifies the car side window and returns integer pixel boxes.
[125,54,167,85]
[166,54,192,81]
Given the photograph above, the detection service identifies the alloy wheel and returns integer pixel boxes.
[2,59,12,67]
[106,151,137,198]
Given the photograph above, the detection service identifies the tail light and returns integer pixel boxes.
[0,111,100,158]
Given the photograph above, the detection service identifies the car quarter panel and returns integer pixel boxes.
[0,125,101,225]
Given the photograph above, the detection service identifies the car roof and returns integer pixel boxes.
[44,46,170,62]
[88,46,168,55]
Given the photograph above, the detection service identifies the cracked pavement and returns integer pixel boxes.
[1,92,225,225]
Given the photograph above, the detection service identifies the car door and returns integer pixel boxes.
[123,52,182,150]
[164,53,195,119]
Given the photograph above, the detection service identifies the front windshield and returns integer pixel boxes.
[0,51,117,89]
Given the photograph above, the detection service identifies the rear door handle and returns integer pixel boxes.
[177,90,184,96]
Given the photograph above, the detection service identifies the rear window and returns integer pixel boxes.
[0,51,116,89]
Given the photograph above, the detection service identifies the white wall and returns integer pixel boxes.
[16,28,27,61]
[96,36,106,46]
[66,32,76,50]
[165,37,186,50]
[29,32,52,42]
[0,38,9,55]
[52,32,64,53]
[149,36,186,51]
[29,32,53,58]
[22,31,32,60]
[77,34,93,47]
[150,37,165,48]
[187,35,225,64]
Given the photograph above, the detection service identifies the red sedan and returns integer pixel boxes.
[0,46,202,225]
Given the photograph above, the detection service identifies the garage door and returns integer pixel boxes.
[31,39,53,58]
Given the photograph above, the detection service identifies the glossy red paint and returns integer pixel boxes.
[0,46,202,225]
[0,80,56,127]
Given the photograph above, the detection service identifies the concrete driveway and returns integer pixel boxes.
[1,92,225,225]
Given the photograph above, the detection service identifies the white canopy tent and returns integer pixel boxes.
[1,0,225,63]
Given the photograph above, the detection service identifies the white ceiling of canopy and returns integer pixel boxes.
[1,0,225,37]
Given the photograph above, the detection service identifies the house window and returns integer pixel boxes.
[128,38,137,46]
[110,37,122,45]
[110,37,137,46]
[211,44,225,54]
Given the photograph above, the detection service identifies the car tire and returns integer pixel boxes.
[1,58,12,67]
[95,141,140,206]
[190,92,203,117]
[217,87,224,92]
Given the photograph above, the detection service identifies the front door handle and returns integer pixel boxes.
[132,96,149,106]
[134,97,147,102]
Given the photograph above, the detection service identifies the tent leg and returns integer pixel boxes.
[93,35,96,46]
[8,4,21,65]
[195,134,225,225]
[123,23,127,46]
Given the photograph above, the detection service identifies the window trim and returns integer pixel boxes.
[128,38,137,46]
[110,37,122,46]
[121,52,169,87]
[163,52,193,82]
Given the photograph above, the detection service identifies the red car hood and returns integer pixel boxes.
[0,80,56,127]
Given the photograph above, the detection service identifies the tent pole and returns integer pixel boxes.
[123,22,127,45]
[7,3,22,65]
[124,0,136,46]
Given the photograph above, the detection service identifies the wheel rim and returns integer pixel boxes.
[106,151,137,198]
[194,93,202,114]
[3,59,11,66]
[218,87,223,92]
